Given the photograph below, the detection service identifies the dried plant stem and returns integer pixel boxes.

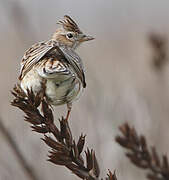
[149,33,168,70]
[11,84,117,180]
[116,123,169,180]
[0,118,39,180]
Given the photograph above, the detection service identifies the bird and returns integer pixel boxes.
[19,15,94,121]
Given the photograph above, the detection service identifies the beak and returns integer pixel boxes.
[80,34,95,42]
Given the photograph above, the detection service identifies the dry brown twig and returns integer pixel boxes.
[116,123,169,180]
[11,84,117,180]
[149,33,168,70]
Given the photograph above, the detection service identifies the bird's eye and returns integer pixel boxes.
[66,33,74,39]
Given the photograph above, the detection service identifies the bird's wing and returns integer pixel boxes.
[58,46,86,88]
[19,40,57,80]
[36,57,70,78]
[19,40,86,88]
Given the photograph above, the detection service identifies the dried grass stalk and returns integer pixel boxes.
[11,84,117,180]
[116,123,169,180]
[149,33,168,70]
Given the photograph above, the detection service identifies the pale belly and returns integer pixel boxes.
[45,77,82,106]
[20,69,82,106]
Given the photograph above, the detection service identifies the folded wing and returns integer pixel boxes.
[58,46,86,88]
[19,40,57,80]
[19,40,86,88]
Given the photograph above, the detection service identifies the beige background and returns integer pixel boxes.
[1,0,169,179]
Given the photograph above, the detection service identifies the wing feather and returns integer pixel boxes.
[19,40,86,88]
[37,58,70,78]
[19,40,56,80]
[58,46,86,88]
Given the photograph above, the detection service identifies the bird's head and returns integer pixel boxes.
[52,15,94,49]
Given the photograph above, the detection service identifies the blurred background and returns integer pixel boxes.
[1,0,169,179]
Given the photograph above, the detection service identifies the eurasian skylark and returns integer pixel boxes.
[19,15,94,120]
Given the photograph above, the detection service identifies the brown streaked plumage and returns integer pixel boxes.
[19,15,94,120]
